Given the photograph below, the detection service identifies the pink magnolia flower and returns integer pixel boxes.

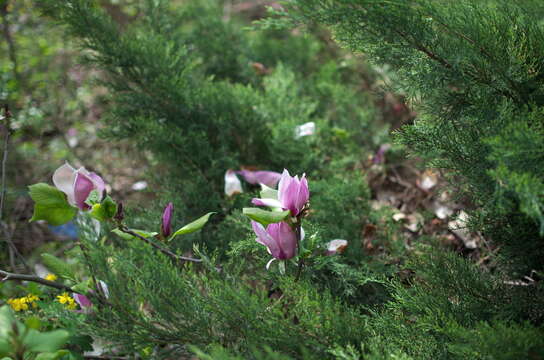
[252,221,298,264]
[237,169,282,188]
[53,162,105,210]
[252,169,309,216]
[73,293,92,310]
[161,202,173,238]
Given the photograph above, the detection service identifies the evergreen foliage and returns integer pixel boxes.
[39,0,382,254]
[23,0,544,359]
[280,0,544,273]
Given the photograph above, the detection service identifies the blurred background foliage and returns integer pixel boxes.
[1,0,542,359]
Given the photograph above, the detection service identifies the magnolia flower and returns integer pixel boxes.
[237,169,282,188]
[252,169,309,216]
[294,121,316,139]
[325,239,348,256]
[53,162,106,210]
[73,293,93,313]
[224,170,243,197]
[161,202,173,238]
[252,221,298,267]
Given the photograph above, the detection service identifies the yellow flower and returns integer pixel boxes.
[56,292,76,310]
[45,273,58,281]
[7,297,29,312]
[25,294,40,308]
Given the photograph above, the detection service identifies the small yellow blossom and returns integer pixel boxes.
[56,292,77,310]
[45,273,58,281]
[26,294,40,308]
[7,297,29,311]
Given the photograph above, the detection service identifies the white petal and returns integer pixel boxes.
[252,198,283,208]
[52,162,76,205]
[294,121,316,139]
[98,280,110,299]
[325,239,349,255]
[265,258,276,270]
[224,170,243,197]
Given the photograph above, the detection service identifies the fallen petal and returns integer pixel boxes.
[325,239,348,255]
[238,170,282,188]
[98,280,109,299]
[224,170,243,197]
[294,121,316,139]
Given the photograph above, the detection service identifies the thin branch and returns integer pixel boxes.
[0,105,29,272]
[1,1,23,87]
[0,105,11,223]
[0,269,78,293]
[118,226,202,263]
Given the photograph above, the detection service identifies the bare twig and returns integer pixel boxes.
[1,1,23,87]
[0,105,29,272]
[118,226,202,263]
[0,269,78,293]
[0,105,11,223]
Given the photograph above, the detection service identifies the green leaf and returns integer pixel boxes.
[71,280,91,294]
[260,183,279,200]
[89,196,117,222]
[41,253,77,282]
[111,228,158,241]
[0,305,16,338]
[25,316,41,330]
[242,208,290,225]
[23,329,70,352]
[35,350,70,360]
[29,183,77,226]
[0,339,11,358]
[85,189,101,206]
[170,212,215,239]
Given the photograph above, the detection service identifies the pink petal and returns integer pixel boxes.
[266,222,296,260]
[275,222,297,259]
[277,169,292,205]
[88,172,106,195]
[294,175,309,214]
[52,162,77,206]
[238,170,282,188]
[73,294,92,308]
[251,221,281,259]
[281,179,300,216]
[74,172,95,210]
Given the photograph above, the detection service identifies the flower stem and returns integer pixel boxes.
[294,221,304,281]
